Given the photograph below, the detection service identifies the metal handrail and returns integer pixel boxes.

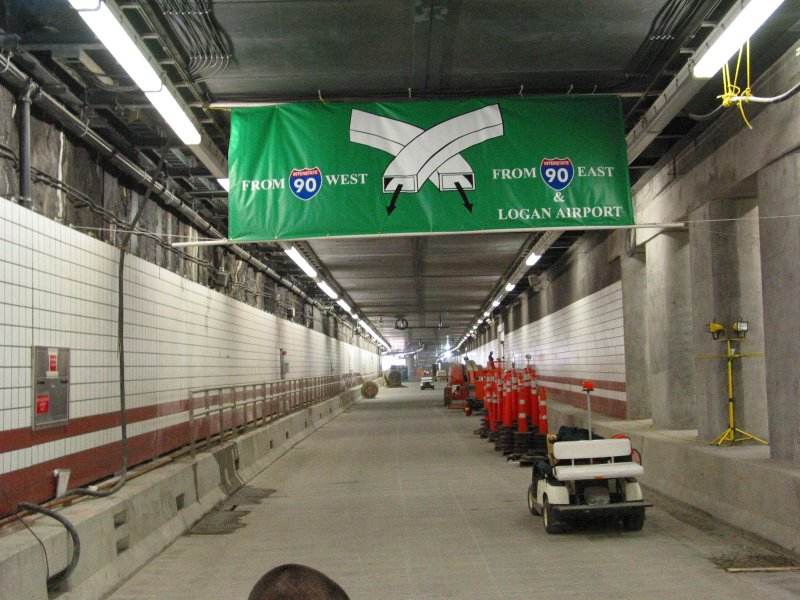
[187,373,364,457]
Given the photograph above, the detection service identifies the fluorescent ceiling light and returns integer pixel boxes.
[70,1,161,92]
[336,299,352,314]
[492,299,501,307]
[526,252,542,267]
[284,246,317,278]
[217,178,230,191]
[70,0,202,146]
[145,89,201,146]
[483,310,490,317]
[70,0,103,9]
[316,280,338,300]
[505,282,516,292]
[693,0,785,78]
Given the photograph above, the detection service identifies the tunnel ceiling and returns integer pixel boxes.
[3,0,800,353]
[205,0,664,99]
[308,233,534,351]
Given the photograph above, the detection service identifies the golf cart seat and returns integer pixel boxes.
[552,438,644,482]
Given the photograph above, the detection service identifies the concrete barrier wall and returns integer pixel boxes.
[549,401,800,555]
[0,196,379,514]
[0,387,360,600]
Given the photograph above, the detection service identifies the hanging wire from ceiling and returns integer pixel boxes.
[156,0,233,81]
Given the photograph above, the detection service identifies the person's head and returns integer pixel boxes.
[248,564,349,600]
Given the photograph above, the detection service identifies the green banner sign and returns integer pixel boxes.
[228,96,633,241]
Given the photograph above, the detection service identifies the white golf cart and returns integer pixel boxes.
[527,436,650,533]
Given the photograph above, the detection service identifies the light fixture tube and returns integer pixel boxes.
[145,89,202,146]
[71,0,202,146]
[284,246,317,279]
[316,280,338,300]
[526,252,542,267]
[70,1,161,92]
[492,299,501,307]
[693,0,785,78]
[336,299,352,314]
[358,319,375,337]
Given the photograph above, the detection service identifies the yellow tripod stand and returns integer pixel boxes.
[711,337,768,446]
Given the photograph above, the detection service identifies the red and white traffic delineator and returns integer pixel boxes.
[518,369,529,433]
[538,385,548,435]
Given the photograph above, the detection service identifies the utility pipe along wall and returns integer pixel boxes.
[0,57,368,340]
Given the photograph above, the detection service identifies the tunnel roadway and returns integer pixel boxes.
[107,386,800,600]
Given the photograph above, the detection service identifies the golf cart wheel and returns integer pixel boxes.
[527,483,540,515]
[542,497,564,534]
[622,507,645,531]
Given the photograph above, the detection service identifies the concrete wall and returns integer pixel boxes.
[0,387,362,600]
[689,192,767,440]
[644,231,695,429]
[758,153,800,463]
[624,43,800,456]
[0,197,379,514]
[467,232,626,418]
[466,44,800,462]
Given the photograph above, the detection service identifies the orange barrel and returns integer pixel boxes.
[518,369,530,433]
[538,385,548,434]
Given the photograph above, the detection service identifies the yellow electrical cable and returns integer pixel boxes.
[717,41,753,128]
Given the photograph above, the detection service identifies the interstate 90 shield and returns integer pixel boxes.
[289,167,323,201]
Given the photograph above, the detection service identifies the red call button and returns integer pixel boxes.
[48,352,58,372]
[36,394,50,414]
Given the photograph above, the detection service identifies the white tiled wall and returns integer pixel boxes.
[0,197,378,475]
[468,282,626,397]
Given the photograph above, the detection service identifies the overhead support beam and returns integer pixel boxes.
[205,91,664,110]
[170,223,686,247]
[626,0,754,163]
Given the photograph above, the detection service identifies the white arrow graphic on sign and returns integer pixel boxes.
[349,105,504,194]
[350,110,475,192]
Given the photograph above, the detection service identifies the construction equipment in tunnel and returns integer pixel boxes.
[361,380,379,398]
[443,363,472,409]
[528,380,651,533]
[706,320,768,446]
[385,368,403,388]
